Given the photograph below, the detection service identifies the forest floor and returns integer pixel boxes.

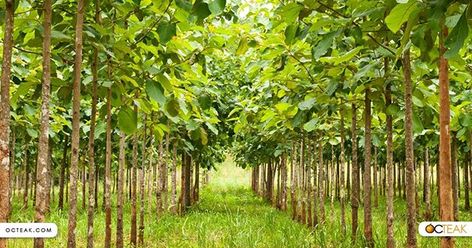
[7,158,472,247]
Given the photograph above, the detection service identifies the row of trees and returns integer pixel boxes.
[0,0,232,247]
[230,0,472,248]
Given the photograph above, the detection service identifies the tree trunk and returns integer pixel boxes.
[0,1,14,247]
[464,146,470,211]
[403,48,417,247]
[34,1,53,247]
[181,154,191,214]
[424,148,432,221]
[329,145,335,223]
[385,73,395,248]
[373,147,378,208]
[163,133,170,209]
[193,161,200,202]
[297,139,304,223]
[439,24,454,248]
[86,3,100,245]
[351,103,359,240]
[290,141,297,220]
[23,149,30,209]
[318,134,325,224]
[267,160,274,203]
[305,147,312,226]
[363,89,373,248]
[104,87,112,248]
[67,0,86,246]
[138,116,147,246]
[116,132,125,248]
[451,136,459,221]
[130,117,138,247]
[340,107,346,234]
[171,141,177,214]
[156,141,164,215]
[312,140,319,227]
[281,154,287,211]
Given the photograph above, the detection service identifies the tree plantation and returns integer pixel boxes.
[0,0,471,247]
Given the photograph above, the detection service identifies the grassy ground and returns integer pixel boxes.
[7,158,472,247]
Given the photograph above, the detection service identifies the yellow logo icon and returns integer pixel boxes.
[425,224,435,234]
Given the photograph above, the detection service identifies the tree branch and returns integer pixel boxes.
[317,1,396,55]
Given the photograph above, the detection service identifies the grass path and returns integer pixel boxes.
[146,158,316,248]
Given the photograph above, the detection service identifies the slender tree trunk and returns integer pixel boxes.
[104,87,112,248]
[291,142,297,220]
[424,148,432,221]
[181,154,191,214]
[281,154,287,211]
[81,156,86,209]
[330,145,335,223]
[23,149,30,209]
[347,159,350,199]
[194,161,200,202]
[163,133,170,209]
[138,116,147,246]
[451,137,459,221]
[363,89,373,248]
[464,148,470,211]
[385,75,395,248]
[171,141,177,214]
[297,139,304,223]
[34,1,53,247]
[351,103,359,240]
[318,135,325,224]
[67,1,86,246]
[156,141,164,214]
[403,48,417,247]
[312,140,319,227]
[267,160,274,203]
[306,150,312,227]
[86,2,100,245]
[340,107,346,234]
[373,147,378,208]
[130,116,138,247]
[0,1,14,247]
[439,24,454,248]
[116,132,125,248]
[9,128,15,203]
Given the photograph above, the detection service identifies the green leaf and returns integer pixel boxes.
[303,118,318,132]
[319,47,363,65]
[236,37,249,55]
[386,104,400,115]
[166,98,180,117]
[284,24,298,44]
[146,80,166,106]
[205,122,219,135]
[412,95,424,107]
[208,0,226,15]
[192,0,211,23]
[385,0,419,33]
[413,113,424,133]
[275,102,291,112]
[200,127,208,145]
[445,9,469,58]
[277,3,303,24]
[298,98,316,111]
[118,106,137,135]
[176,0,192,11]
[157,22,177,44]
[312,30,340,59]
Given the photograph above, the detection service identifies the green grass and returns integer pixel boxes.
[6,158,472,247]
